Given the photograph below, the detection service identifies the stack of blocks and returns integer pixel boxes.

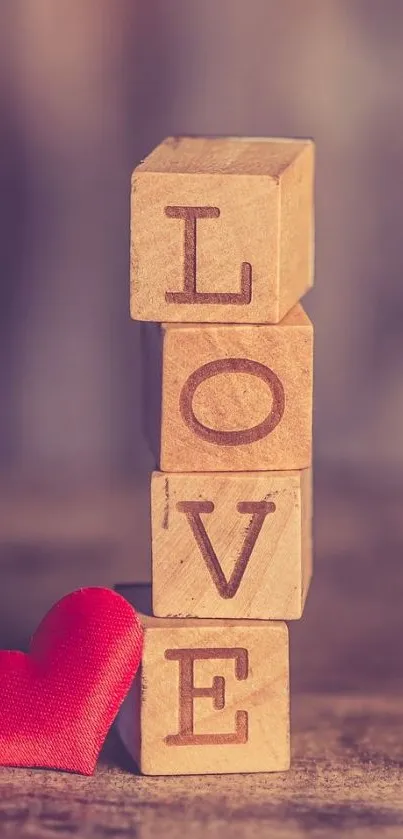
[117,136,314,775]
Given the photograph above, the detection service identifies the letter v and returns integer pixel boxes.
[176,500,276,599]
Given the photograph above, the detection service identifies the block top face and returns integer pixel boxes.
[162,301,311,331]
[115,585,288,633]
[135,135,312,177]
[131,136,314,324]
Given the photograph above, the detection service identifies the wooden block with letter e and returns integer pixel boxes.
[158,304,313,472]
[116,586,290,776]
[151,468,312,620]
[130,135,314,324]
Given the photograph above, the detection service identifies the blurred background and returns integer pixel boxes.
[1,1,403,652]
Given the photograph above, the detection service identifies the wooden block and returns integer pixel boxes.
[131,136,314,324]
[159,304,313,472]
[151,468,312,620]
[116,585,290,776]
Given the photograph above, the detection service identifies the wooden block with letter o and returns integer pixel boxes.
[151,468,312,620]
[131,135,314,324]
[116,586,290,776]
[159,304,313,472]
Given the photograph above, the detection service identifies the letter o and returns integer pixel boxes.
[179,358,285,446]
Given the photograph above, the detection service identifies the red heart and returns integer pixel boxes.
[0,587,143,775]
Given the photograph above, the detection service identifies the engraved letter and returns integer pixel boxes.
[164,206,252,305]
[180,358,285,445]
[165,647,249,746]
[176,500,276,598]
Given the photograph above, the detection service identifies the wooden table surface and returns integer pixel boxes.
[1,469,403,838]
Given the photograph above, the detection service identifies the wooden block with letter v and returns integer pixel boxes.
[158,304,313,472]
[130,135,314,324]
[116,586,290,776]
[151,468,312,620]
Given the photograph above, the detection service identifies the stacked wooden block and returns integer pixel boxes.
[117,136,314,775]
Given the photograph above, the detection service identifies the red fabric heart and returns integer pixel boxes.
[0,587,143,775]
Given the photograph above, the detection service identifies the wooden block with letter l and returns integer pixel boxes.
[116,586,290,776]
[158,304,313,472]
[130,135,314,324]
[151,468,312,620]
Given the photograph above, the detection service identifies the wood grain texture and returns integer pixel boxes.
[1,473,403,836]
[160,305,313,472]
[130,136,314,324]
[116,586,289,776]
[151,468,312,619]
